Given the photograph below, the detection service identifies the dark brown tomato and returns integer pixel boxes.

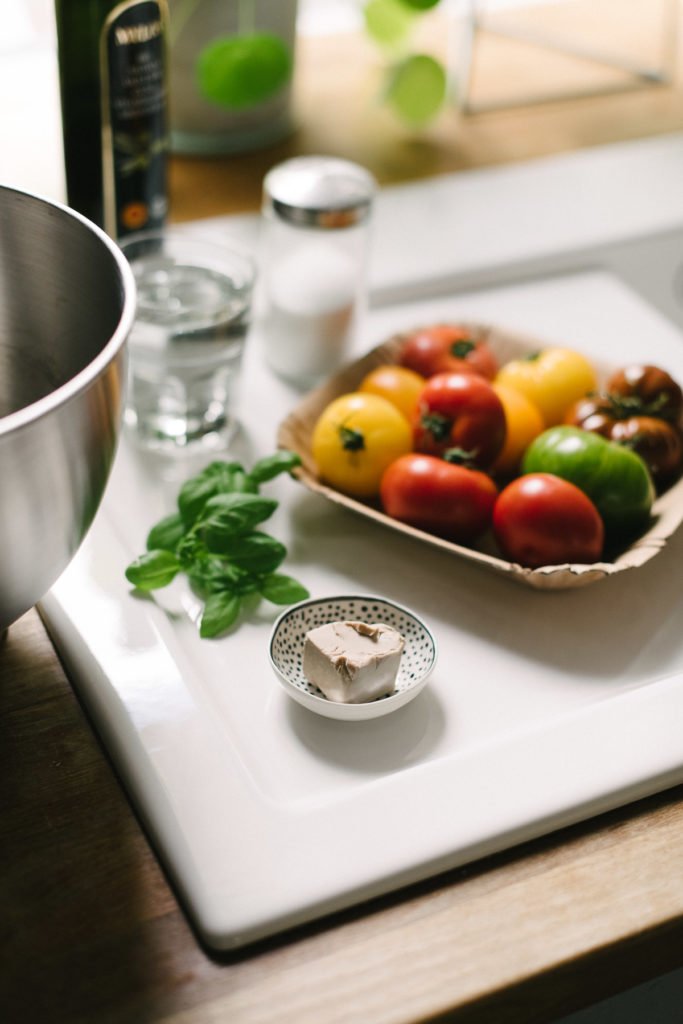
[607,364,683,424]
[609,416,683,486]
[564,395,615,436]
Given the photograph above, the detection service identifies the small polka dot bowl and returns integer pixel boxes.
[268,595,437,721]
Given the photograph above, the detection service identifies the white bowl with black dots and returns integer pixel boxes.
[269,595,437,721]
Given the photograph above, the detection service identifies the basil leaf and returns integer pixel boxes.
[176,533,206,569]
[248,450,302,485]
[125,451,305,639]
[187,558,240,597]
[229,468,259,494]
[234,574,260,596]
[259,573,309,605]
[125,550,181,590]
[204,530,286,573]
[177,460,246,525]
[199,492,278,538]
[199,592,242,638]
[146,512,186,552]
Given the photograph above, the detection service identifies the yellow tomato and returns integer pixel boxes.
[359,364,426,422]
[490,382,545,477]
[495,348,597,427]
[312,392,413,497]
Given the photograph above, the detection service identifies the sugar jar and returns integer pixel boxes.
[260,156,376,386]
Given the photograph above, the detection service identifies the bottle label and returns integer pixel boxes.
[100,0,168,239]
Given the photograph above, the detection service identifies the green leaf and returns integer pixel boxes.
[233,573,260,596]
[176,533,206,569]
[125,550,181,591]
[229,469,259,493]
[199,492,278,539]
[187,558,241,597]
[204,530,286,574]
[385,53,447,126]
[364,0,416,49]
[199,592,242,638]
[259,574,309,605]
[124,450,302,640]
[177,461,248,525]
[197,33,292,110]
[146,512,186,552]
[248,450,301,486]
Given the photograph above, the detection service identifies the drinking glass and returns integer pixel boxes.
[119,229,255,452]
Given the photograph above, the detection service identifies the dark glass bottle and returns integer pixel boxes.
[54,0,169,239]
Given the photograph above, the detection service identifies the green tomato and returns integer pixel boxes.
[521,426,655,540]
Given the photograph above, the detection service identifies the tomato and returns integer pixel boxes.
[609,416,683,486]
[380,453,497,543]
[522,425,655,540]
[565,396,683,486]
[490,382,545,478]
[400,324,498,380]
[493,474,604,567]
[607,364,683,424]
[563,395,614,437]
[358,364,426,422]
[413,372,506,468]
[495,348,597,426]
[312,392,412,498]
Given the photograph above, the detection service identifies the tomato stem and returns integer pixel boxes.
[449,339,475,359]
[443,447,478,467]
[606,391,670,420]
[421,411,451,442]
[338,424,365,451]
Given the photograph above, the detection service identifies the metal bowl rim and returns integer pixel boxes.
[0,185,136,438]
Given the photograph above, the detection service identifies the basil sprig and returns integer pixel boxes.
[125,451,309,638]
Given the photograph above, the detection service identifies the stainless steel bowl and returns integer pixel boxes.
[0,187,135,631]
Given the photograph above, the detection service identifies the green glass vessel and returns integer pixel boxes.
[54,0,169,238]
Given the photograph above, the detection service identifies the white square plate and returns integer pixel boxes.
[41,268,683,950]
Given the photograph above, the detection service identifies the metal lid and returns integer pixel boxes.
[262,156,375,229]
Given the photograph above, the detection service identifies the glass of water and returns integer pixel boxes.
[119,229,255,452]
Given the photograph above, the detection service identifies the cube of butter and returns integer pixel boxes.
[303,620,405,704]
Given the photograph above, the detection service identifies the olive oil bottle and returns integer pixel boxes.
[54,0,169,239]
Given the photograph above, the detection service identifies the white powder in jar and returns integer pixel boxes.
[264,240,359,383]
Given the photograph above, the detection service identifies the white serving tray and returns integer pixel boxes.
[41,268,683,950]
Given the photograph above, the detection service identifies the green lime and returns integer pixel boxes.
[197,33,292,110]
[397,0,441,10]
[364,0,416,48]
[385,54,447,125]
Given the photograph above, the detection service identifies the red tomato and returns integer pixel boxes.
[493,473,604,568]
[413,372,506,468]
[400,325,498,380]
[380,453,497,543]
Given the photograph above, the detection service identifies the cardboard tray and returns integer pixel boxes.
[278,322,683,590]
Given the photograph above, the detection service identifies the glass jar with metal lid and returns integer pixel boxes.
[260,156,376,385]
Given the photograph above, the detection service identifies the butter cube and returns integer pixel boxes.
[303,620,405,704]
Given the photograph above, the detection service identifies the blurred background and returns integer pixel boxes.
[2,0,681,215]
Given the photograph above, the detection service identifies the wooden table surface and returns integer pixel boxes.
[4,15,683,1023]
